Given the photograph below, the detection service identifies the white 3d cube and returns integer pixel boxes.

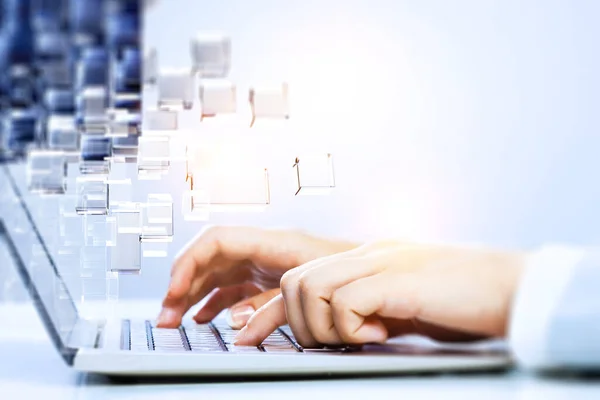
[137,135,170,178]
[293,154,335,195]
[188,168,270,212]
[249,83,290,127]
[199,80,236,120]
[157,68,194,110]
[27,150,67,194]
[47,115,79,151]
[190,33,231,78]
[141,194,173,242]
[143,108,178,132]
[77,86,107,116]
[75,177,109,215]
[109,208,141,274]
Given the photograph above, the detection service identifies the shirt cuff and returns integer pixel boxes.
[508,245,586,369]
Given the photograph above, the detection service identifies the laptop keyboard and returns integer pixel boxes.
[122,319,303,353]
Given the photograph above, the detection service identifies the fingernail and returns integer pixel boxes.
[233,326,249,344]
[157,308,176,326]
[227,305,255,329]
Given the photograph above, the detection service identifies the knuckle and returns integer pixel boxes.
[297,271,320,296]
[201,225,227,246]
[279,269,299,293]
[330,289,350,311]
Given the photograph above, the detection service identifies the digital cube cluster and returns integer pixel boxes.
[0,0,337,303]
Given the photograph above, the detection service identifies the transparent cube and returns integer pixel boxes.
[75,177,109,215]
[143,108,178,132]
[83,214,112,247]
[141,194,173,242]
[190,33,231,78]
[80,135,111,174]
[77,86,108,116]
[157,68,194,110]
[106,271,119,302]
[186,168,270,213]
[199,80,236,120]
[249,83,290,127]
[108,209,141,274]
[112,203,142,234]
[80,268,110,303]
[143,47,158,85]
[137,135,170,179]
[80,247,108,272]
[47,115,79,151]
[111,134,138,160]
[27,150,67,195]
[293,154,336,195]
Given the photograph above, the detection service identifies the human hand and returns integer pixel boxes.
[157,226,357,329]
[234,241,526,347]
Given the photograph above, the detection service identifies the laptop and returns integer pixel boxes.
[0,164,511,376]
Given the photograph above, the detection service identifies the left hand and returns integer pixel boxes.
[233,241,526,348]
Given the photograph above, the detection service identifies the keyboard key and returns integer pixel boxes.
[227,345,263,353]
[262,345,298,353]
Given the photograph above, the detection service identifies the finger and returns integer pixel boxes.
[297,254,385,345]
[234,294,287,346]
[279,256,339,348]
[192,283,262,323]
[330,272,420,344]
[184,263,254,317]
[163,226,278,321]
[167,226,262,300]
[279,244,396,347]
[225,288,281,329]
[164,226,358,329]
[157,275,209,328]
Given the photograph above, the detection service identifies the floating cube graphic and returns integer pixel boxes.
[157,68,194,110]
[108,207,142,274]
[141,194,173,242]
[75,177,109,215]
[185,168,270,214]
[293,154,335,195]
[47,115,79,151]
[199,80,236,120]
[190,33,231,78]
[143,108,178,132]
[137,135,170,179]
[249,83,289,127]
[27,150,67,195]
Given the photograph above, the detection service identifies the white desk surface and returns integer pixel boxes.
[1,301,599,400]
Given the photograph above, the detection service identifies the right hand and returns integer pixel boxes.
[156,226,357,329]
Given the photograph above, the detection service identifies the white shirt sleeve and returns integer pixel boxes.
[509,245,600,370]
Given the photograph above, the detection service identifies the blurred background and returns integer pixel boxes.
[2,0,600,304]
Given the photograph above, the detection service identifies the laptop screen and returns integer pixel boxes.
[0,164,79,364]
